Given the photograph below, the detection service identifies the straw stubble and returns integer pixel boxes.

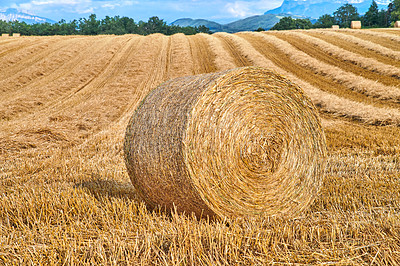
[124,67,327,219]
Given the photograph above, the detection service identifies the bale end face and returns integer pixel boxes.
[124,67,327,220]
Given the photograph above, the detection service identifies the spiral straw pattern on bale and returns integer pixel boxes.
[124,67,327,219]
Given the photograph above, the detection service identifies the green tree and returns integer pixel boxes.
[389,0,400,24]
[295,18,313,29]
[271,17,312,30]
[196,25,212,34]
[144,16,168,35]
[79,14,100,35]
[271,17,296,30]
[118,16,138,34]
[0,14,208,36]
[53,19,78,35]
[0,20,12,34]
[314,14,336,28]
[363,0,380,27]
[377,9,391,27]
[333,4,360,27]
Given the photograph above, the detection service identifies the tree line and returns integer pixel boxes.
[0,14,212,36]
[271,0,400,30]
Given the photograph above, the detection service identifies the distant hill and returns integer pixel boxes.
[224,14,282,32]
[171,18,226,32]
[0,8,55,24]
[171,14,289,33]
[265,0,390,18]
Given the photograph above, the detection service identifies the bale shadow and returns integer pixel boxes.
[75,175,139,202]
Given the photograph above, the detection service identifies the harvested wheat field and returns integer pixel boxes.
[0,29,399,264]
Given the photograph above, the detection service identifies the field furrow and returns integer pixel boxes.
[371,28,400,36]
[233,33,400,125]
[1,31,400,265]
[340,29,400,51]
[0,36,108,96]
[263,32,400,102]
[0,36,127,121]
[214,32,253,67]
[0,37,78,79]
[310,30,400,63]
[0,34,172,157]
[187,33,217,74]
[165,33,194,78]
[201,34,236,71]
[238,32,399,109]
[276,31,400,83]
[0,37,41,59]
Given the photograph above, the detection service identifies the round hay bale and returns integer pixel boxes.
[124,66,327,219]
[351,21,362,29]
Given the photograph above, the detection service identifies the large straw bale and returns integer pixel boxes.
[2,34,9,37]
[13,33,20,37]
[124,67,327,219]
[395,21,400,28]
[332,25,339,30]
[351,21,361,29]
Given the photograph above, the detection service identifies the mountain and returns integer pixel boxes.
[171,18,226,32]
[0,8,55,24]
[266,0,391,18]
[224,14,282,32]
[171,14,287,33]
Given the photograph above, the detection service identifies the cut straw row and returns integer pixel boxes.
[279,31,400,78]
[213,32,400,125]
[313,30,400,61]
[341,28,400,43]
[251,32,400,102]
[199,33,236,71]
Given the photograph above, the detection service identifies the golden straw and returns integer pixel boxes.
[124,66,327,219]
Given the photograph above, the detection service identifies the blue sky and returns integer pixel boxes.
[0,0,284,23]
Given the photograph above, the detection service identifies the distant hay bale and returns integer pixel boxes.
[2,34,9,37]
[395,21,400,28]
[124,67,327,219]
[351,21,361,29]
[13,33,20,37]
[332,25,339,30]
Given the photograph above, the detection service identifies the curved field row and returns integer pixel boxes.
[214,32,253,67]
[0,36,49,61]
[1,31,400,265]
[237,33,398,108]
[256,32,400,102]
[0,37,75,79]
[339,29,400,50]
[187,34,218,74]
[0,37,41,59]
[201,34,236,71]
[277,31,400,81]
[311,30,400,62]
[224,32,400,125]
[1,34,172,155]
[2,30,400,155]
[0,36,109,96]
[0,36,128,121]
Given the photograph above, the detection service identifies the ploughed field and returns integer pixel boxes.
[1,29,400,264]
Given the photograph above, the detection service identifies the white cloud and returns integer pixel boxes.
[31,0,82,5]
[225,1,257,18]
[225,0,283,18]
[13,0,93,15]
[4,0,285,23]
[101,3,119,9]
[122,1,138,5]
